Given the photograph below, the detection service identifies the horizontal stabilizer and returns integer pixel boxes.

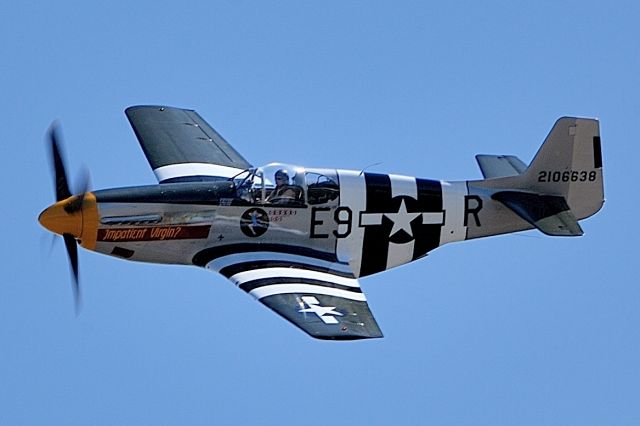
[492,191,584,236]
[476,155,527,179]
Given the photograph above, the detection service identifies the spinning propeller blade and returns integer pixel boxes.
[63,233,81,313]
[43,122,89,314]
[49,122,72,202]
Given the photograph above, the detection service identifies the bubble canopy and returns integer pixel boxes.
[231,163,339,206]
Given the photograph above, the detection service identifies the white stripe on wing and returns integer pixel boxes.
[206,252,353,276]
[229,267,360,288]
[154,163,244,181]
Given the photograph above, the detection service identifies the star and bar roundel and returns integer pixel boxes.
[357,173,445,277]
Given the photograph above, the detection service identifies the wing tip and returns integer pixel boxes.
[125,105,195,117]
[312,333,384,341]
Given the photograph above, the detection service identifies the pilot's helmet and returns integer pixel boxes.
[274,169,290,185]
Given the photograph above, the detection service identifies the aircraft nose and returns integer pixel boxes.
[38,192,99,249]
[38,198,83,237]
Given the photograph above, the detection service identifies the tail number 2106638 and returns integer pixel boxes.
[538,170,596,183]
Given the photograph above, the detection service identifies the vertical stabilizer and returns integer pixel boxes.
[519,117,604,220]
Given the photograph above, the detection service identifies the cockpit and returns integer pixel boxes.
[231,163,339,206]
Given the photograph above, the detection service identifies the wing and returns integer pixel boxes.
[194,244,383,340]
[125,105,252,183]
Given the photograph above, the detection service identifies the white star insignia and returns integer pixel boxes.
[298,296,343,324]
[385,199,420,238]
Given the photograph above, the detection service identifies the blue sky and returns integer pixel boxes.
[1,1,639,424]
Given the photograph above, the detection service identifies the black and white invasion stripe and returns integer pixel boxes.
[193,244,365,302]
[359,173,443,276]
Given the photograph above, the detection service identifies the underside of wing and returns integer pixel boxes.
[125,105,252,183]
[194,244,383,340]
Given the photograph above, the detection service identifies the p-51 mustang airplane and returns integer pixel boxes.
[39,106,604,340]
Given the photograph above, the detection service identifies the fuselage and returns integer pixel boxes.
[38,166,531,279]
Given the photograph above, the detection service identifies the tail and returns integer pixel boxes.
[473,117,604,236]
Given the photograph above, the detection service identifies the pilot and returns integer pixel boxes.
[266,169,299,203]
